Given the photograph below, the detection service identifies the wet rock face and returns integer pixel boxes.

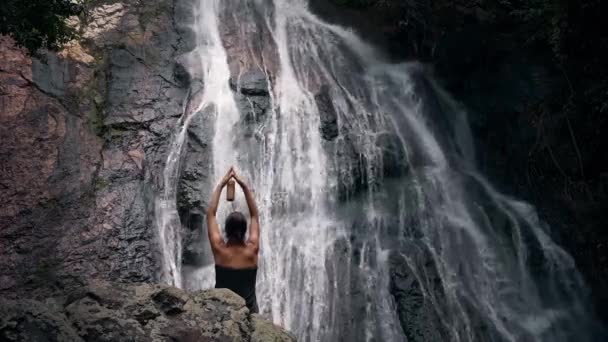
[177,109,214,223]
[330,125,409,201]
[0,0,194,299]
[323,237,367,341]
[229,68,272,124]
[315,85,339,141]
[389,246,447,342]
[229,69,270,97]
[218,1,280,82]
[389,241,508,342]
[0,280,295,342]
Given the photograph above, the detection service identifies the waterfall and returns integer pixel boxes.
[156,0,595,341]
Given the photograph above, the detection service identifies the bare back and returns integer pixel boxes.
[213,241,258,269]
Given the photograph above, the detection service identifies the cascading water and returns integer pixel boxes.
[156,0,597,341]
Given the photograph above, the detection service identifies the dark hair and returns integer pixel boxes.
[225,211,247,243]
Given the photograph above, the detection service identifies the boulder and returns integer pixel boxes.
[0,299,82,342]
[251,315,296,342]
[0,280,296,342]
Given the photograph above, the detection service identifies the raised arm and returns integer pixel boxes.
[232,170,260,251]
[206,167,234,251]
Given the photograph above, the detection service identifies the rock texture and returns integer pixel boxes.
[0,0,195,299]
[389,249,446,342]
[0,280,294,342]
[178,106,215,267]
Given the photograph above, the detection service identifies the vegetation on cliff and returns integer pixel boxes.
[0,0,85,55]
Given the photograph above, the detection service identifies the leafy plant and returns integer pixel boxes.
[0,0,86,55]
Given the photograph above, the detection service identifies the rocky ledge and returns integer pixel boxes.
[0,280,295,342]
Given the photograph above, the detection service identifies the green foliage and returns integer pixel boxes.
[500,0,608,114]
[506,0,568,61]
[89,93,107,137]
[0,0,86,55]
[77,53,109,137]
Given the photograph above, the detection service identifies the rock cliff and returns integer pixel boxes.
[0,0,194,300]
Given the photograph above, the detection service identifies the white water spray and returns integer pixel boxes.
[156,1,596,341]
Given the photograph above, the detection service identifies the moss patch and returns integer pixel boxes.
[94,177,110,191]
[81,54,109,137]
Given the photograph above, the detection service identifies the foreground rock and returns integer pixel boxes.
[0,280,295,342]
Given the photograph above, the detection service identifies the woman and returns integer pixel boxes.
[206,166,260,313]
